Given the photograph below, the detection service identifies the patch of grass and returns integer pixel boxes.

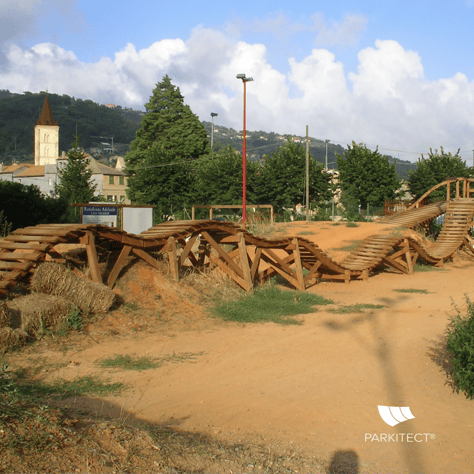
[18,374,125,399]
[212,284,333,325]
[393,288,429,294]
[346,222,359,227]
[327,304,385,314]
[96,352,203,371]
[124,301,140,313]
[334,240,362,252]
[297,230,316,236]
[414,263,444,272]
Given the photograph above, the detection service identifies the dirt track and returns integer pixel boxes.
[9,221,474,472]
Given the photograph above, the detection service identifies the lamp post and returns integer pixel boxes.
[236,74,253,229]
[210,112,218,150]
[325,139,330,170]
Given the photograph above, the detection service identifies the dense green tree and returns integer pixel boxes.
[408,147,471,202]
[259,139,333,210]
[193,145,260,206]
[0,181,67,230]
[125,76,210,218]
[336,142,401,209]
[55,137,97,221]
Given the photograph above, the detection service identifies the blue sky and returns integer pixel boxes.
[2,0,474,162]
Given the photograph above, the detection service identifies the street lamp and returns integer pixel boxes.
[236,73,253,229]
[325,139,330,171]
[210,112,218,150]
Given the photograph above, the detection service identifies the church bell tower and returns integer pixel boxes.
[34,95,59,166]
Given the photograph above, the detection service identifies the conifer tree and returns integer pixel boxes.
[125,76,210,218]
[55,136,97,221]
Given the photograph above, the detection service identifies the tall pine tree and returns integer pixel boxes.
[125,75,210,218]
[55,136,97,222]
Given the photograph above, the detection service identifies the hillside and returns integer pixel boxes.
[0,90,416,178]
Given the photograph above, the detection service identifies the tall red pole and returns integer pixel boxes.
[242,80,247,229]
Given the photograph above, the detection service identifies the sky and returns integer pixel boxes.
[2,0,474,162]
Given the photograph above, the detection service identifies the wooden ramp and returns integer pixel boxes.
[1,194,474,295]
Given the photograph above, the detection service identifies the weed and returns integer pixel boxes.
[445,296,474,399]
[96,352,203,371]
[334,240,362,252]
[66,305,83,330]
[212,283,333,325]
[414,263,444,272]
[393,289,429,294]
[124,301,140,313]
[18,374,125,399]
[327,304,385,314]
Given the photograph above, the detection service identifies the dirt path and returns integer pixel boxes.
[10,222,474,472]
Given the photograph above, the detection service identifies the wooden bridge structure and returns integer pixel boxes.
[1,178,474,296]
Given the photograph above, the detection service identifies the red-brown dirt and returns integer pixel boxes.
[6,221,474,473]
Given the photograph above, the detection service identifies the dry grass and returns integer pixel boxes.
[7,293,74,335]
[0,327,27,354]
[31,262,115,314]
[0,301,9,328]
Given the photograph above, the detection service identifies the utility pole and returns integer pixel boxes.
[325,139,330,170]
[210,113,218,150]
[306,126,310,221]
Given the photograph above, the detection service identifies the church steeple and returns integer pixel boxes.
[36,95,58,126]
[34,95,59,165]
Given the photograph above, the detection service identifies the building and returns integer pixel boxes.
[34,95,59,166]
[0,95,130,203]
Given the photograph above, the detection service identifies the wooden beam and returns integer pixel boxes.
[132,247,160,270]
[179,234,199,266]
[382,255,408,274]
[304,261,322,283]
[167,236,179,281]
[292,238,305,291]
[250,247,262,280]
[260,252,300,289]
[238,233,253,291]
[208,252,249,290]
[107,245,132,288]
[201,231,244,279]
[83,231,102,284]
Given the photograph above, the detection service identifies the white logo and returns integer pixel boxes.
[378,406,415,426]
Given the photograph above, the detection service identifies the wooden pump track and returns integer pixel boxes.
[1,178,474,295]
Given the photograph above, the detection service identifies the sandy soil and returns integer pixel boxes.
[8,221,474,473]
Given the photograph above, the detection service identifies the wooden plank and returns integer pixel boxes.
[304,261,322,283]
[292,238,305,291]
[179,234,198,266]
[0,242,50,251]
[208,252,248,290]
[382,256,408,274]
[5,235,61,243]
[262,248,295,275]
[201,231,244,280]
[106,245,132,288]
[250,247,262,280]
[0,252,42,261]
[0,261,32,271]
[84,231,102,284]
[0,270,23,279]
[239,233,253,291]
[167,236,179,281]
[177,236,200,267]
[260,252,300,289]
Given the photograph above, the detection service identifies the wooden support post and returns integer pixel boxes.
[238,233,253,291]
[191,206,195,220]
[107,245,132,288]
[179,235,199,266]
[404,239,414,275]
[344,270,351,284]
[304,261,322,284]
[132,248,160,270]
[250,247,262,280]
[292,238,305,291]
[81,231,102,284]
[197,242,207,268]
[447,181,451,201]
[167,236,179,281]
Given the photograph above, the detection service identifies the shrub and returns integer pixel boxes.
[445,296,474,399]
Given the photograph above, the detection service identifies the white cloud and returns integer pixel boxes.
[313,13,368,48]
[1,30,474,160]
